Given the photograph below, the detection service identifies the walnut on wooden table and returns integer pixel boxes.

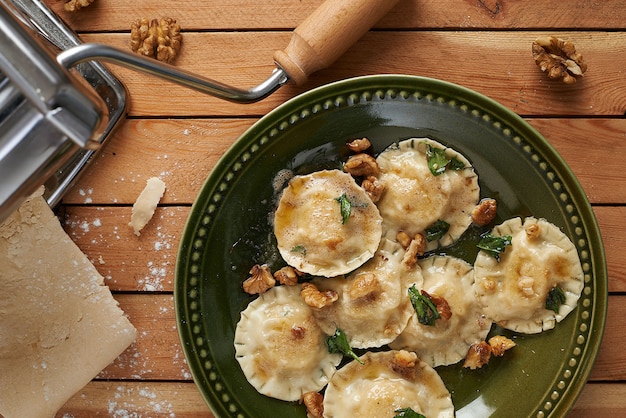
[130,17,182,64]
[62,0,94,13]
[532,36,587,84]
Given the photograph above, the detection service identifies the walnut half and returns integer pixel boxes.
[242,264,275,294]
[343,153,379,178]
[62,0,95,12]
[301,282,338,309]
[472,198,497,226]
[532,36,587,84]
[131,18,183,64]
[463,335,515,369]
[301,391,324,418]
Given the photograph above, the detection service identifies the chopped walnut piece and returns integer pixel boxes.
[525,223,542,239]
[532,36,587,84]
[302,391,324,418]
[472,198,498,226]
[349,273,381,300]
[291,325,306,340]
[343,153,379,177]
[130,18,183,64]
[402,234,426,268]
[62,0,95,12]
[390,350,419,380]
[346,138,372,153]
[274,266,299,286]
[488,335,516,356]
[242,264,275,294]
[396,231,412,248]
[428,292,452,321]
[301,282,338,309]
[362,176,385,203]
[463,341,492,370]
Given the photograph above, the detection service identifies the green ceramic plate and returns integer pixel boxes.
[175,75,607,418]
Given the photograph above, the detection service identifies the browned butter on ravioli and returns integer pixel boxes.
[474,217,584,333]
[274,169,382,277]
[324,350,455,418]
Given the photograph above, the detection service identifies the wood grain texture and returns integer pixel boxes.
[55,380,626,417]
[61,206,187,292]
[60,118,626,206]
[56,381,214,417]
[75,31,626,117]
[51,289,626,415]
[60,118,249,205]
[570,383,626,417]
[593,206,626,293]
[28,0,626,415]
[61,205,625,294]
[87,293,622,382]
[97,294,190,381]
[591,296,626,381]
[527,119,626,204]
[46,0,626,31]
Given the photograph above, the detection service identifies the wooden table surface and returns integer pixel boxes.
[47,0,626,416]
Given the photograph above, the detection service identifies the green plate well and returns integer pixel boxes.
[175,75,607,418]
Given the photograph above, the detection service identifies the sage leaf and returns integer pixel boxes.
[477,233,512,261]
[327,328,363,364]
[408,285,440,326]
[546,286,566,313]
[423,142,466,176]
[394,408,426,418]
[335,193,352,224]
[425,219,450,242]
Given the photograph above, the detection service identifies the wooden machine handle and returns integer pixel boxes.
[273,0,400,86]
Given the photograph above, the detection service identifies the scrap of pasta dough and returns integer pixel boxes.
[273,169,382,276]
[474,217,584,333]
[376,138,479,251]
[324,350,455,418]
[311,239,422,349]
[0,188,137,418]
[234,284,342,401]
[390,255,492,367]
[129,177,166,236]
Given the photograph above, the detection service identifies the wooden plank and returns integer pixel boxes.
[570,383,626,417]
[527,119,626,205]
[97,294,191,380]
[77,289,623,382]
[75,31,626,117]
[56,381,214,417]
[54,380,626,417]
[62,206,188,292]
[580,295,625,382]
[46,0,626,32]
[60,118,250,205]
[61,204,625,293]
[594,206,626,293]
[59,118,626,206]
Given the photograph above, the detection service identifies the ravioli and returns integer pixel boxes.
[324,350,455,418]
[375,138,479,250]
[274,169,383,277]
[310,239,422,348]
[390,255,492,367]
[474,217,584,333]
[234,285,342,401]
